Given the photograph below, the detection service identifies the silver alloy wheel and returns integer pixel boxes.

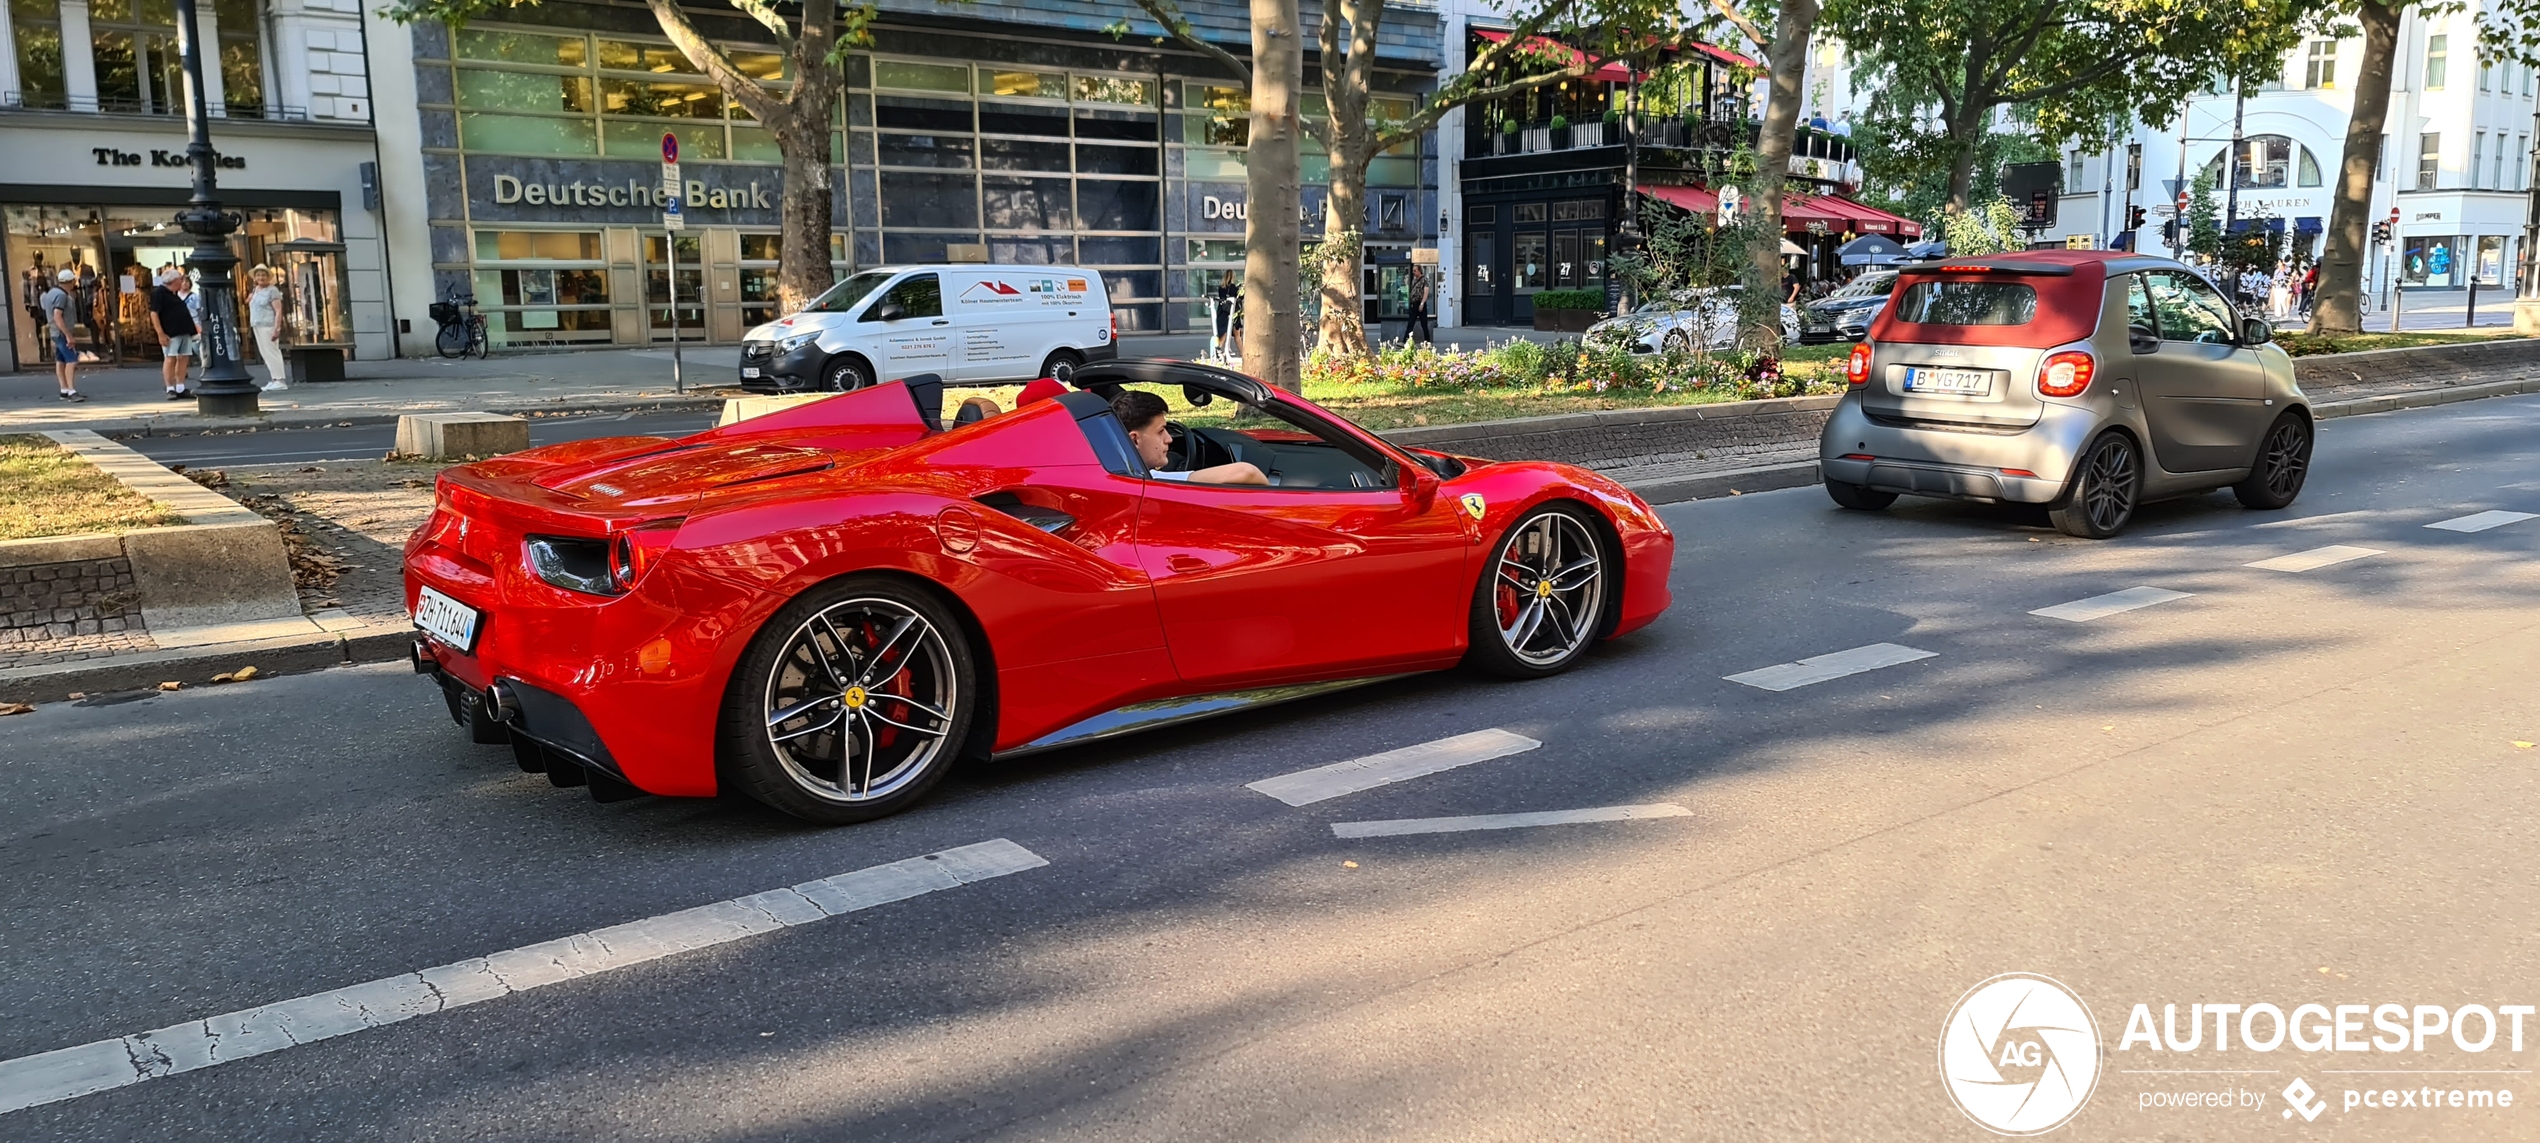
[762,597,958,803]
[1490,511,1607,667]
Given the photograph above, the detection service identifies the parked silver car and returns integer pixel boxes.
[1585,286,1799,352]
[1817,251,2313,538]
[1794,269,1899,344]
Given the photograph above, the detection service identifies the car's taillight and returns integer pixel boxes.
[1845,342,1873,386]
[610,519,684,592]
[2037,349,2095,398]
[525,536,615,596]
[1110,311,1118,342]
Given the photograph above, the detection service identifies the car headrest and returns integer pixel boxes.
[900,373,944,431]
[954,396,1002,424]
[1017,377,1068,407]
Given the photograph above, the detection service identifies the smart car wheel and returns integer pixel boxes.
[1466,505,1609,679]
[820,356,874,393]
[2049,431,2141,539]
[719,576,975,825]
[1825,479,1896,511]
[2232,412,2311,510]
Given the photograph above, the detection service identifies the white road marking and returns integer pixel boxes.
[2426,510,2538,533]
[2245,545,2385,573]
[1724,643,1937,692]
[1332,803,1693,838]
[1246,728,1541,806]
[2030,586,2193,623]
[0,839,1046,1117]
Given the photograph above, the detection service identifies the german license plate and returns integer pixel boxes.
[1904,367,1992,395]
[413,584,482,653]
[740,366,761,378]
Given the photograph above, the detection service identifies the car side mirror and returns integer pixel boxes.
[874,301,906,322]
[2128,324,2159,355]
[2240,317,2273,346]
[1400,460,1440,507]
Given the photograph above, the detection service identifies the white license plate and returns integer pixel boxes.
[1904,367,1992,395]
[413,585,482,653]
[740,366,761,378]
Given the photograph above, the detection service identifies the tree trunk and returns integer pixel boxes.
[1743,0,1816,347]
[1245,0,1305,387]
[1943,117,1981,215]
[1318,168,1368,355]
[2311,0,2399,334]
[773,97,839,313]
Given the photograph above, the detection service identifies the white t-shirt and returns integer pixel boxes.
[248,285,280,328]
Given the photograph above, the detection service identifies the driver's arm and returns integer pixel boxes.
[1186,461,1269,486]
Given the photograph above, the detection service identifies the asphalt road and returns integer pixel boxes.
[4,394,2536,1141]
[115,409,722,467]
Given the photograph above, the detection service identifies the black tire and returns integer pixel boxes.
[1825,479,1896,511]
[819,355,874,393]
[435,323,467,359]
[2048,430,2142,539]
[2232,411,2311,510]
[1661,330,1690,353]
[718,575,976,825]
[468,319,491,359]
[1464,504,1612,679]
[1039,348,1083,384]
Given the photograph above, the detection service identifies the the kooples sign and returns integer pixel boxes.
[491,174,770,211]
[94,147,245,170]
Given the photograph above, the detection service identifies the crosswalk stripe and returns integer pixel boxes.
[1332,803,1693,838]
[2426,510,2538,533]
[2245,545,2384,573]
[1724,643,1937,692]
[1246,728,1541,806]
[0,839,1048,1117]
[2030,586,2193,623]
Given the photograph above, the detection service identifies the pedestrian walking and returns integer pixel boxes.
[40,268,86,402]
[247,266,288,391]
[149,270,196,399]
[1405,267,1435,345]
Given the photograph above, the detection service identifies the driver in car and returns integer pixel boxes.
[1113,391,1270,485]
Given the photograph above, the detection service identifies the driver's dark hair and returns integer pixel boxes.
[1110,389,1169,433]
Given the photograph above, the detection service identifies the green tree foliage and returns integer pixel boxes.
[2184,167,2223,261]
[1847,118,2053,231]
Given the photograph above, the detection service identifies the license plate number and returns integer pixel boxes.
[1905,367,1992,395]
[740,366,761,378]
[414,585,482,653]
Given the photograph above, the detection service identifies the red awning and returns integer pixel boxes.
[1822,196,1923,237]
[1779,194,1850,233]
[1687,42,1758,69]
[1639,185,1718,214]
[1473,27,1636,84]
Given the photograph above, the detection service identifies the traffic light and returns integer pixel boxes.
[2370,218,2392,245]
[2127,206,2147,231]
[2163,219,2179,246]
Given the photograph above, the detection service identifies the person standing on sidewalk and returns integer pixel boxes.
[40,269,86,402]
[1405,267,1435,345]
[149,270,196,400]
[247,266,288,391]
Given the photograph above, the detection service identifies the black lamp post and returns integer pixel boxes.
[172,0,258,417]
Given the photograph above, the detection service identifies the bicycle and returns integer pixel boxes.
[430,292,489,359]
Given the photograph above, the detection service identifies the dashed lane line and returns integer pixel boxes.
[0,839,1048,1117]
[1332,804,1694,838]
[2245,545,2385,573]
[2030,586,2194,623]
[1724,643,1937,692]
[2426,510,2538,533]
[1247,729,1542,807]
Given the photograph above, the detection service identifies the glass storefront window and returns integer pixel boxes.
[1185,84,1249,146]
[470,229,608,347]
[1074,75,1155,107]
[12,0,67,110]
[460,112,597,155]
[1185,150,1245,180]
[605,120,725,159]
[982,69,1065,100]
[7,203,342,368]
[2476,235,2505,285]
[1512,232,1547,291]
[596,39,701,74]
[456,69,592,113]
[876,59,969,93]
[474,230,603,261]
[455,28,587,67]
[601,77,723,118]
[642,234,705,341]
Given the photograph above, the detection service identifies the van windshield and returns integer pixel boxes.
[1890,280,2038,326]
[800,271,895,314]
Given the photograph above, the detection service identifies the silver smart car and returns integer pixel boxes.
[1817,251,2313,538]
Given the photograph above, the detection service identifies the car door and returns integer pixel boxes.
[860,271,958,382]
[2133,269,2270,473]
[1131,415,1470,690]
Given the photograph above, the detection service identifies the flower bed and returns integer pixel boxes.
[1302,339,1844,404]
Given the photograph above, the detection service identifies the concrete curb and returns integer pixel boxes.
[64,393,736,439]
[2308,375,2540,420]
[0,621,416,705]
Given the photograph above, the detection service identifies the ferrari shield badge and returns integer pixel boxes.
[1459,493,1487,521]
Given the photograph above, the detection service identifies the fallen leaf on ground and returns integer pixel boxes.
[1341,861,1359,869]
[0,702,32,716]
[211,666,261,684]
[65,692,84,700]
[2516,741,2536,749]
[156,681,182,691]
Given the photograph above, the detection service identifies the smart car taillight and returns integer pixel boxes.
[2037,350,2095,398]
[1845,342,1872,386]
[609,519,685,592]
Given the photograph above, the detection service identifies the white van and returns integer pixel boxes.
[737,264,1116,393]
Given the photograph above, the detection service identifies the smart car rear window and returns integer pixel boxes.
[1890,281,2038,326]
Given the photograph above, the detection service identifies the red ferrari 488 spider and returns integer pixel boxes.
[405,359,1672,823]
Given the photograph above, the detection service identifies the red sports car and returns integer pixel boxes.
[405,359,1673,823]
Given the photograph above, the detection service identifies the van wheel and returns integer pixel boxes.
[820,356,874,393]
[2048,431,2140,539]
[1825,479,1895,511]
[1038,349,1082,385]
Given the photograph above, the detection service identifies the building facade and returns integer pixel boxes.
[365,0,1443,352]
[1,0,393,371]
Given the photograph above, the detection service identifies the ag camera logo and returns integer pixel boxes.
[1941,973,2102,1135]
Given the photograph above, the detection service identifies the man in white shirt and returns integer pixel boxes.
[1112,390,1268,485]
